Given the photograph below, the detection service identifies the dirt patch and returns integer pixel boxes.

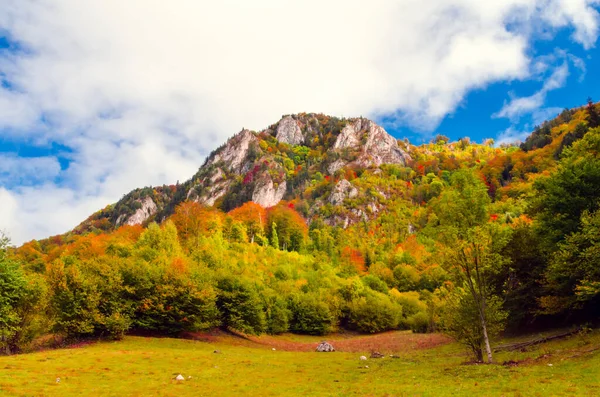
[185,329,450,353]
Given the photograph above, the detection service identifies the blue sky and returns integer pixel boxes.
[1,0,600,244]
[387,29,600,143]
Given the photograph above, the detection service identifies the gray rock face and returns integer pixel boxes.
[252,178,287,208]
[198,180,233,206]
[332,119,411,167]
[210,168,225,183]
[351,208,368,222]
[323,215,351,229]
[316,342,335,352]
[333,121,363,150]
[118,196,157,226]
[329,179,358,206]
[275,116,304,145]
[360,121,411,167]
[209,129,258,171]
[327,159,347,175]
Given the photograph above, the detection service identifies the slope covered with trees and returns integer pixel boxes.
[3,101,600,362]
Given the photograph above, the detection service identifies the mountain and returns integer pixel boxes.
[9,101,600,353]
[75,113,413,233]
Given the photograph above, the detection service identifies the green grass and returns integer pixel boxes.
[0,330,599,396]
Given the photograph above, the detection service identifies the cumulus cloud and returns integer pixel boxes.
[0,0,599,244]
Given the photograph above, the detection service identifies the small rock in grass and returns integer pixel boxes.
[175,374,185,381]
[272,348,276,351]
[56,377,60,384]
[316,341,335,352]
[213,350,221,354]
[365,365,369,369]
[359,356,367,361]
[370,351,384,359]
[548,364,553,367]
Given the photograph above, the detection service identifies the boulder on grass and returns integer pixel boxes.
[316,342,335,352]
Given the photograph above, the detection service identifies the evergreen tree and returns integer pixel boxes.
[270,222,279,249]
[587,97,599,128]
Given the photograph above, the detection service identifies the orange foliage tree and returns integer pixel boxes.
[170,202,223,247]
[266,203,308,251]
[228,202,267,243]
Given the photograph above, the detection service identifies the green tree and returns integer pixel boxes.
[346,293,400,333]
[289,293,334,335]
[533,128,600,249]
[441,287,507,362]
[545,209,600,313]
[493,221,546,329]
[587,97,599,128]
[270,222,279,249]
[432,170,509,363]
[216,277,266,335]
[0,233,30,354]
[47,257,131,340]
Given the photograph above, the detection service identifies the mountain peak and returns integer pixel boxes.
[78,113,413,231]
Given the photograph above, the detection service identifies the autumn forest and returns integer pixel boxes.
[2,100,600,364]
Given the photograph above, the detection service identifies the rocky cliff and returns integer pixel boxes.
[75,113,412,233]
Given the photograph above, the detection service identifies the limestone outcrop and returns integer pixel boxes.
[329,179,358,206]
[117,196,157,226]
[275,116,304,145]
[332,118,411,168]
[252,178,287,208]
[209,129,258,172]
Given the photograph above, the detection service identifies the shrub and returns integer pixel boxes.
[393,265,420,291]
[47,259,131,340]
[389,290,426,317]
[368,262,395,287]
[361,275,388,293]
[0,245,48,353]
[289,294,334,335]
[347,294,401,333]
[338,276,364,301]
[407,312,429,333]
[131,273,219,334]
[266,299,291,334]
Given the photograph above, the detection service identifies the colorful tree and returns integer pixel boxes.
[228,202,267,243]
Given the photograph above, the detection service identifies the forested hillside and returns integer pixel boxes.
[2,100,600,362]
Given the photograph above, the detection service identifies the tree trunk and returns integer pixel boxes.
[480,315,493,363]
[472,344,483,362]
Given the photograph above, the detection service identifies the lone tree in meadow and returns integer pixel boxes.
[432,170,510,363]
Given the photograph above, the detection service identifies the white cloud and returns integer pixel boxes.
[495,126,532,146]
[493,61,569,121]
[540,0,600,48]
[0,0,599,244]
[0,154,61,186]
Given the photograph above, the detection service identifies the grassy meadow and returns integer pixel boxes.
[0,330,599,396]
